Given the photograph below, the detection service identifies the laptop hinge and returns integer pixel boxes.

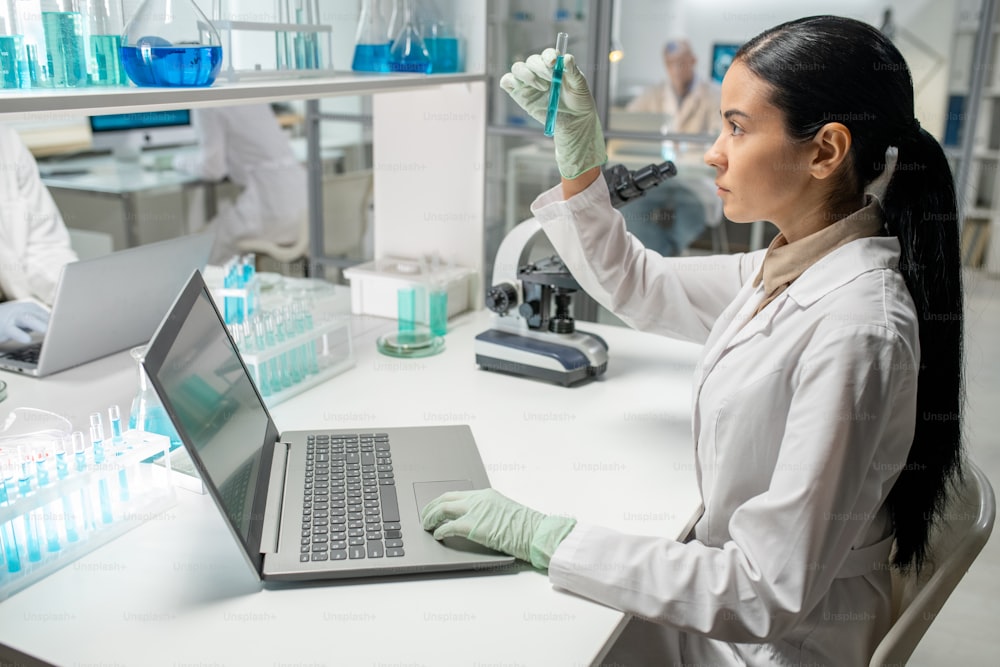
[260,441,289,555]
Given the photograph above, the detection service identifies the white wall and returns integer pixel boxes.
[616,0,956,140]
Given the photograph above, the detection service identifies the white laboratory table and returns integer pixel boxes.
[0,308,703,667]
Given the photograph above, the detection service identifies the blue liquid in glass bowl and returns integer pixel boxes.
[121,44,222,87]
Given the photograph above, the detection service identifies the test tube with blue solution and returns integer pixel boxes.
[16,447,42,562]
[0,451,23,573]
[90,414,113,525]
[71,431,96,533]
[31,445,63,554]
[54,438,80,543]
[41,0,88,88]
[544,32,569,137]
[108,405,129,502]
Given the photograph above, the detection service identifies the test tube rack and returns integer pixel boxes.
[212,20,335,82]
[0,431,176,602]
[239,315,355,408]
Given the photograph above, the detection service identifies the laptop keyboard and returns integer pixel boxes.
[4,342,42,364]
[301,433,404,562]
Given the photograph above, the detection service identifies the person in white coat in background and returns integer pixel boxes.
[421,15,964,666]
[172,104,308,265]
[0,124,78,341]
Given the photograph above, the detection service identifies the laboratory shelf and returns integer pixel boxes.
[0,72,487,118]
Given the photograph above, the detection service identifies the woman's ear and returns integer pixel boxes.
[809,122,852,180]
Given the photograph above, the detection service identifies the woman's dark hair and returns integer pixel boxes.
[735,15,964,572]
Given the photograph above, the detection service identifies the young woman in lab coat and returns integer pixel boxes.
[421,15,964,666]
[0,124,78,307]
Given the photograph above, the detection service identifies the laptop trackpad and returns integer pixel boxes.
[413,480,500,555]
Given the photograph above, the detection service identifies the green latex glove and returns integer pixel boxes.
[499,48,607,179]
[420,488,577,569]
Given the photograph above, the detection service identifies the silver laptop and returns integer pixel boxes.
[142,270,514,581]
[0,232,214,377]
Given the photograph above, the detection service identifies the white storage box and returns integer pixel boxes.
[342,257,474,322]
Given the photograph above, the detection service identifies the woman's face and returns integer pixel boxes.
[704,60,815,226]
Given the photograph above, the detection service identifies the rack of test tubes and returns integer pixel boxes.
[227,304,354,408]
[0,408,176,601]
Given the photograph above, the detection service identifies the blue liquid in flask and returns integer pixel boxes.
[121,44,222,87]
[42,11,87,87]
[352,43,390,72]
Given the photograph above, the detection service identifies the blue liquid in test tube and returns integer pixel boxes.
[90,418,113,526]
[0,469,22,573]
[108,405,129,502]
[55,444,79,543]
[16,449,41,562]
[544,33,569,138]
[72,431,95,532]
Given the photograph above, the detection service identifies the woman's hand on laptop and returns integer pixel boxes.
[420,488,577,569]
[0,301,50,344]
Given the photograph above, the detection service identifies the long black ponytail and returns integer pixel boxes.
[736,16,964,571]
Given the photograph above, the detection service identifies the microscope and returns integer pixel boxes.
[474,160,677,386]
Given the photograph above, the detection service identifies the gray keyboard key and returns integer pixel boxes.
[380,484,400,522]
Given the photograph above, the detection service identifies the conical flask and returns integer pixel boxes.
[121,0,222,87]
[351,0,389,72]
[388,0,430,73]
[128,345,183,451]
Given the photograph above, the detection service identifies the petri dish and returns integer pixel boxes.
[376,330,444,358]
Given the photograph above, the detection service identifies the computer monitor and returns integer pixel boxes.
[88,109,197,160]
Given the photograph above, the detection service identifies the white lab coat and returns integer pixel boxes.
[626,74,721,135]
[172,105,307,264]
[0,125,78,305]
[532,176,919,666]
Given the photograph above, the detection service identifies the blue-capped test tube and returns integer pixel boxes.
[544,32,569,137]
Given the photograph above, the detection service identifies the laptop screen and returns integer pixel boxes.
[143,271,278,574]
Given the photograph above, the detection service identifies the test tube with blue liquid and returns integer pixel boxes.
[31,445,63,554]
[54,438,79,543]
[0,451,22,573]
[544,32,569,137]
[16,446,42,562]
[71,431,96,533]
[108,405,129,502]
[90,414,113,525]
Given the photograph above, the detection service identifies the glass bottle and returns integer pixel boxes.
[40,0,87,87]
[352,0,389,72]
[388,0,430,74]
[128,345,183,453]
[86,0,126,86]
[120,0,223,87]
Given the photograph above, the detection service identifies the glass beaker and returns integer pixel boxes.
[40,0,88,87]
[128,345,183,452]
[352,0,389,72]
[120,0,223,87]
[388,0,430,73]
[86,0,126,85]
[1,1,29,88]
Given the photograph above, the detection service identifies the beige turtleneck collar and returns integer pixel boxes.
[750,198,884,316]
